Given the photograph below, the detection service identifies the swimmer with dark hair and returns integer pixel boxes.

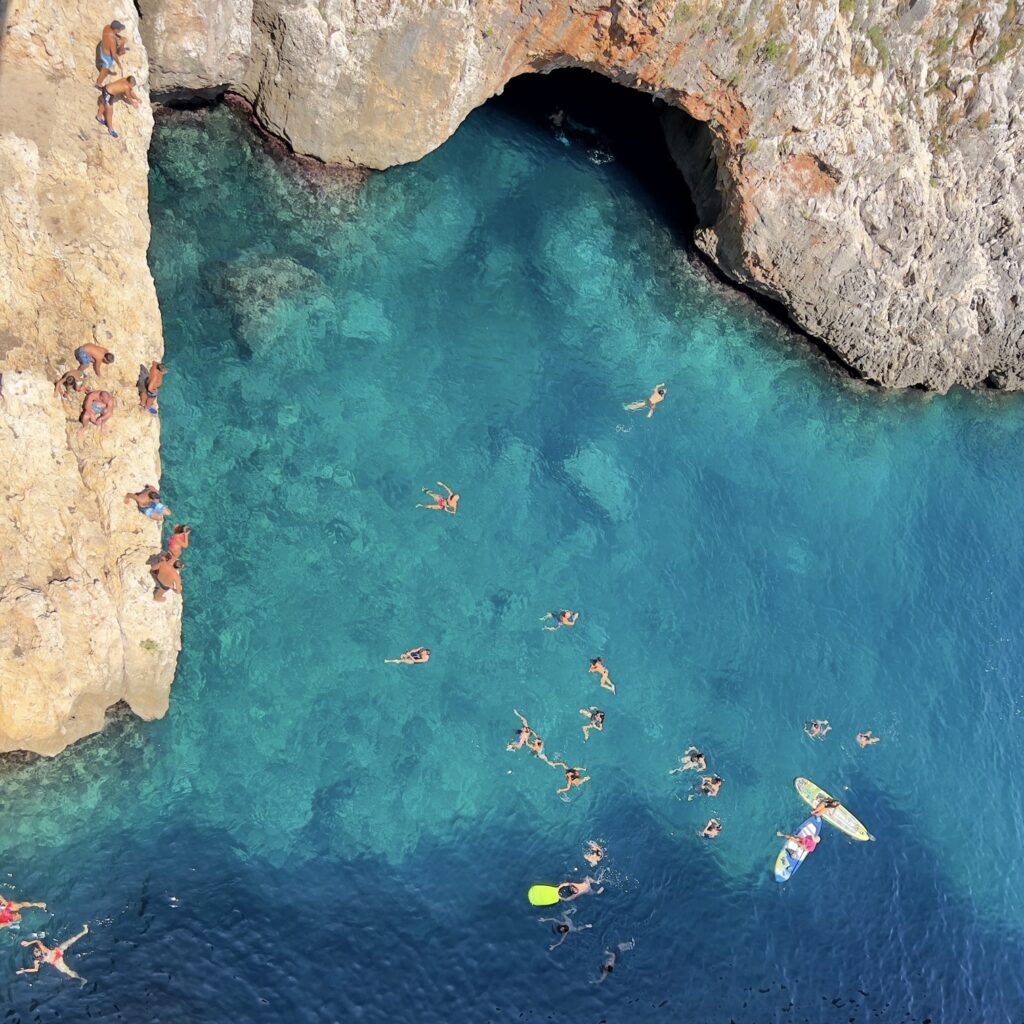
[579,707,605,741]
[0,898,47,930]
[507,709,549,761]
[541,610,579,630]
[593,940,635,983]
[385,647,431,665]
[670,746,706,774]
[699,774,723,797]
[557,872,605,901]
[857,730,881,748]
[588,658,615,695]
[804,719,831,740]
[702,818,722,839]
[549,761,590,796]
[624,383,666,417]
[538,907,592,950]
[17,925,90,983]
[416,481,459,515]
[584,840,605,867]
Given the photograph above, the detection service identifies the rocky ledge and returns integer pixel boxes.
[0,2,180,756]
[140,0,1024,390]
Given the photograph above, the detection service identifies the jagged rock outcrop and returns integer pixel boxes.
[0,2,180,755]
[140,0,1024,390]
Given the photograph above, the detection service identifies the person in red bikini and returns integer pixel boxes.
[0,898,47,929]
[416,481,459,515]
[18,924,90,982]
[168,524,191,559]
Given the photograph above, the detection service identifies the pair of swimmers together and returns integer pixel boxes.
[1,899,90,983]
[507,710,597,794]
[805,720,882,748]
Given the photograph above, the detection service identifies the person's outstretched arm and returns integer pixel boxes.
[60,924,89,951]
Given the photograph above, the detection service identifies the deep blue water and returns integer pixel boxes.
[4,93,1024,1023]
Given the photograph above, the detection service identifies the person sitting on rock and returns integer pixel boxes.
[140,361,166,414]
[53,372,81,402]
[74,342,114,378]
[78,389,114,436]
[125,486,172,522]
[96,75,141,139]
[95,20,127,86]
[151,552,184,603]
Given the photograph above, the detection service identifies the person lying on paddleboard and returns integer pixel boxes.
[777,830,820,855]
[541,610,578,630]
[539,907,592,950]
[670,746,706,773]
[811,798,840,818]
[385,647,430,665]
[804,719,831,740]
[557,873,605,901]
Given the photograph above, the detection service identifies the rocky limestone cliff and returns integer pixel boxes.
[0,1,181,755]
[140,0,1024,391]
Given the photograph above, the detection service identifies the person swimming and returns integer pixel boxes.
[541,610,579,631]
[416,481,459,515]
[557,872,605,901]
[384,647,431,665]
[700,774,723,797]
[804,719,831,740]
[588,658,616,695]
[593,940,635,984]
[0,898,47,930]
[702,818,722,839]
[583,840,605,867]
[538,907,592,950]
[624,383,666,418]
[579,707,605,742]
[17,925,90,983]
[670,746,706,774]
[857,730,881,748]
[550,761,590,796]
[507,709,548,760]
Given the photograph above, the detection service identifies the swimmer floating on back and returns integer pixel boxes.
[857,730,881,748]
[670,746,706,774]
[417,482,459,515]
[18,925,90,983]
[804,719,831,740]
[385,647,431,665]
[549,761,590,796]
[538,907,592,950]
[579,707,605,742]
[0,898,47,930]
[541,610,579,631]
[593,940,635,984]
[588,658,616,695]
[624,383,666,418]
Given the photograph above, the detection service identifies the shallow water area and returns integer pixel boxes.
[4,92,1024,1022]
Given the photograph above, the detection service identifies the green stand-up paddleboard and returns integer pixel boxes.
[794,777,874,842]
[528,884,561,906]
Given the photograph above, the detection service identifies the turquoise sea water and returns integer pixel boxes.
[4,89,1024,1021]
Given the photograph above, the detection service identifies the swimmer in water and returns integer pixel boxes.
[804,719,831,740]
[593,940,635,983]
[583,840,605,867]
[700,774,723,797]
[0,898,47,929]
[416,481,459,515]
[588,658,616,695]
[17,925,89,983]
[507,709,549,760]
[550,761,591,796]
[702,818,722,839]
[384,647,431,665]
[811,797,840,818]
[857,730,881,748]
[579,707,605,741]
[624,383,666,418]
[538,907,592,950]
[557,872,605,902]
[670,746,706,774]
[541,610,579,631]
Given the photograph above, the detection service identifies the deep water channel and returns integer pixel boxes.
[3,84,1024,1023]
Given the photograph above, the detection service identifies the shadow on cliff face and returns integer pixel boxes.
[492,69,851,380]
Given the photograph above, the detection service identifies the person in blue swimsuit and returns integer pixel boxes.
[124,486,172,522]
[95,21,127,87]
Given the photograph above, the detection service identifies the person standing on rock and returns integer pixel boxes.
[96,76,141,140]
[124,486,172,522]
[78,389,115,436]
[95,20,128,87]
[151,552,184,603]
[140,361,166,414]
[74,342,114,378]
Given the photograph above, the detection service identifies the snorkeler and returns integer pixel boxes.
[702,818,722,839]
[17,925,89,982]
[624,383,666,418]
[507,709,549,760]
[539,907,592,950]
[588,658,616,695]
[550,761,590,796]
[416,481,459,515]
[583,840,605,867]
[0,898,47,929]
[541,610,579,631]
[579,707,605,742]
[857,730,881,748]
[593,940,635,983]
[557,872,605,901]
[700,774,723,797]
[384,647,431,665]
[670,746,706,774]
[804,719,831,740]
